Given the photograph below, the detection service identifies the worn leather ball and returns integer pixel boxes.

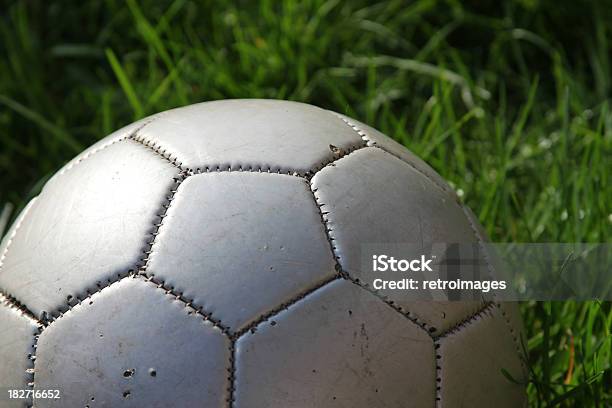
[0,100,526,407]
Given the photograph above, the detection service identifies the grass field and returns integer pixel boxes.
[1,1,610,406]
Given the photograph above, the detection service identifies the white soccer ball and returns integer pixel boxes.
[0,100,526,407]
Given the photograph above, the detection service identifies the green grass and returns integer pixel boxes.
[1,1,610,405]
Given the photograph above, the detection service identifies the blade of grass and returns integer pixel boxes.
[105,48,143,118]
[0,94,82,153]
[0,202,13,239]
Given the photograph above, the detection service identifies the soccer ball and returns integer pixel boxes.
[0,100,526,407]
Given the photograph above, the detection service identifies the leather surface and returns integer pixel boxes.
[0,298,39,408]
[234,279,435,408]
[311,147,484,334]
[0,140,179,320]
[147,172,336,332]
[0,99,526,407]
[34,277,230,407]
[137,99,363,173]
[437,305,527,407]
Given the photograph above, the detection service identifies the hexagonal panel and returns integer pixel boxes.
[147,172,336,332]
[437,305,527,407]
[311,147,484,334]
[34,277,230,407]
[0,140,180,320]
[136,100,363,173]
[234,279,435,408]
[0,297,40,408]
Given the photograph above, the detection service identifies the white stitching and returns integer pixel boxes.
[0,197,37,271]
[330,112,374,145]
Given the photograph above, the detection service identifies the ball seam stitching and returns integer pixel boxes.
[0,291,44,325]
[460,205,526,370]
[5,111,525,404]
[128,133,368,179]
[0,197,38,272]
[433,301,497,406]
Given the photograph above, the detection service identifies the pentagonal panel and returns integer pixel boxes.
[0,140,179,319]
[234,279,435,408]
[334,113,455,195]
[136,100,363,173]
[437,305,526,407]
[34,277,230,408]
[0,297,40,408]
[147,172,336,332]
[311,147,482,335]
